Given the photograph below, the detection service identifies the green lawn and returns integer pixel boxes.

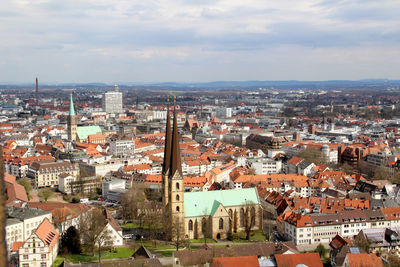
[230,231,266,242]
[122,223,162,230]
[61,247,135,263]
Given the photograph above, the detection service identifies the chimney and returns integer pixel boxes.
[36,77,39,105]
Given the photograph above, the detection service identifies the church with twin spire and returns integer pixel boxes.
[162,100,262,240]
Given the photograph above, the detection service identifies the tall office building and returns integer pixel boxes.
[102,84,123,114]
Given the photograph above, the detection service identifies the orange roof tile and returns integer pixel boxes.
[346,253,383,267]
[275,253,323,267]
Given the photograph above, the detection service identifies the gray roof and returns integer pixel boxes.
[7,207,51,220]
[6,218,22,226]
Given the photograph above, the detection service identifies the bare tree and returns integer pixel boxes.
[169,215,187,251]
[79,208,112,258]
[243,200,257,240]
[233,210,238,233]
[121,184,146,224]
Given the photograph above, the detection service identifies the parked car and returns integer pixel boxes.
[123,234,133,239]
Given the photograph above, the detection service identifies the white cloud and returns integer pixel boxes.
[0,0,399,82]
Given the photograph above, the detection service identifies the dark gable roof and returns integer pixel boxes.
[174,242,298,266]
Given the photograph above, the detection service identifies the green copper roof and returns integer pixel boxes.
[69,93,76,116]
[184,188,260,218]
[77,125,101,140]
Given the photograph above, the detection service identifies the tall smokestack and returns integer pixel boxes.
[36,77,39,105]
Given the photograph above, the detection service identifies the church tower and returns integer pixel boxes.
[162,98,172,207]
[162,97,185,237]
[68,93,77,141]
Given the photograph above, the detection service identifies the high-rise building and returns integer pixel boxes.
[68,93,77,141]
[102,84,123,114]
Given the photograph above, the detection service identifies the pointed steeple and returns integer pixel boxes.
[170,96,182,177]
[162,97,172,175]
[69,93,76,116]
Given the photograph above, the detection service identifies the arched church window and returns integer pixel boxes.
[219,218,223,230]
[189,220,193,231]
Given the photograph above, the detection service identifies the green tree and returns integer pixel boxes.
[315,243,327,258]
[61,226,81,254]
[17,178,32,200]
[38,188,54,202]
[296,147,327,165]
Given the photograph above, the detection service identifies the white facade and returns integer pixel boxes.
[216,107,232,118]
[109,139,135,156]
[6,219,24,251]
[246,158,282,175]
[102,86,123,114]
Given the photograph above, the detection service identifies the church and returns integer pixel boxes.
[68,94,102,142]
[162,105,262,240]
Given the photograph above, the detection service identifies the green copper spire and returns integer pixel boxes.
[69,93,76,116]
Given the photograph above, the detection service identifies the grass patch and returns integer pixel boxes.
[122,223,162,230]
[51,258,64,267]
[61,247,135,263]
[230,231,266,242]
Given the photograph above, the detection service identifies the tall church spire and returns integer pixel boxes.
[170,97,182,177]
[68,93,77,142]
[69,93,76,116]
[162,97,172,175]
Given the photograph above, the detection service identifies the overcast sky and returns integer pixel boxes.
[1,0,400,83]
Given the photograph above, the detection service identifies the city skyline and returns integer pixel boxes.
[1,0,400,83]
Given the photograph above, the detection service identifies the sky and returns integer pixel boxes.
[1,0,400,83]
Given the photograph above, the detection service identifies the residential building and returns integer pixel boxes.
[109,139,135,156]
[18,218,59,267]
[58,174,101,195]
[246,158,282,175]
[27,161,79,188]
[7,207,52,245]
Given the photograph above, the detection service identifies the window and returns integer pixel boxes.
[176,182,180,190]
[219,218,224,230]
[176,206,180,212]
[41,254,46,260]
[202,218,207,234]
[188,220,193,231]
[22,264,29,267]
[23,255,28,260]
[40,263,46,267]
[251,207,256,226]
[176,194,180,201]
[240,208,244,227]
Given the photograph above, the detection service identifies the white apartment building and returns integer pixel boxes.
[109,139,135,156]
[7,207,52,249]
[216,107,232,118]
[58,174,101,195]
[282,208,395,245]
[102,85,123,114]
[246,158,282,175]
[6,219,24,251]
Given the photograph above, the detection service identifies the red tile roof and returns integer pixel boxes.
[34,218,59,252]
[212,256,259,267]
[346,253,383,267]
[275,252,323,267]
